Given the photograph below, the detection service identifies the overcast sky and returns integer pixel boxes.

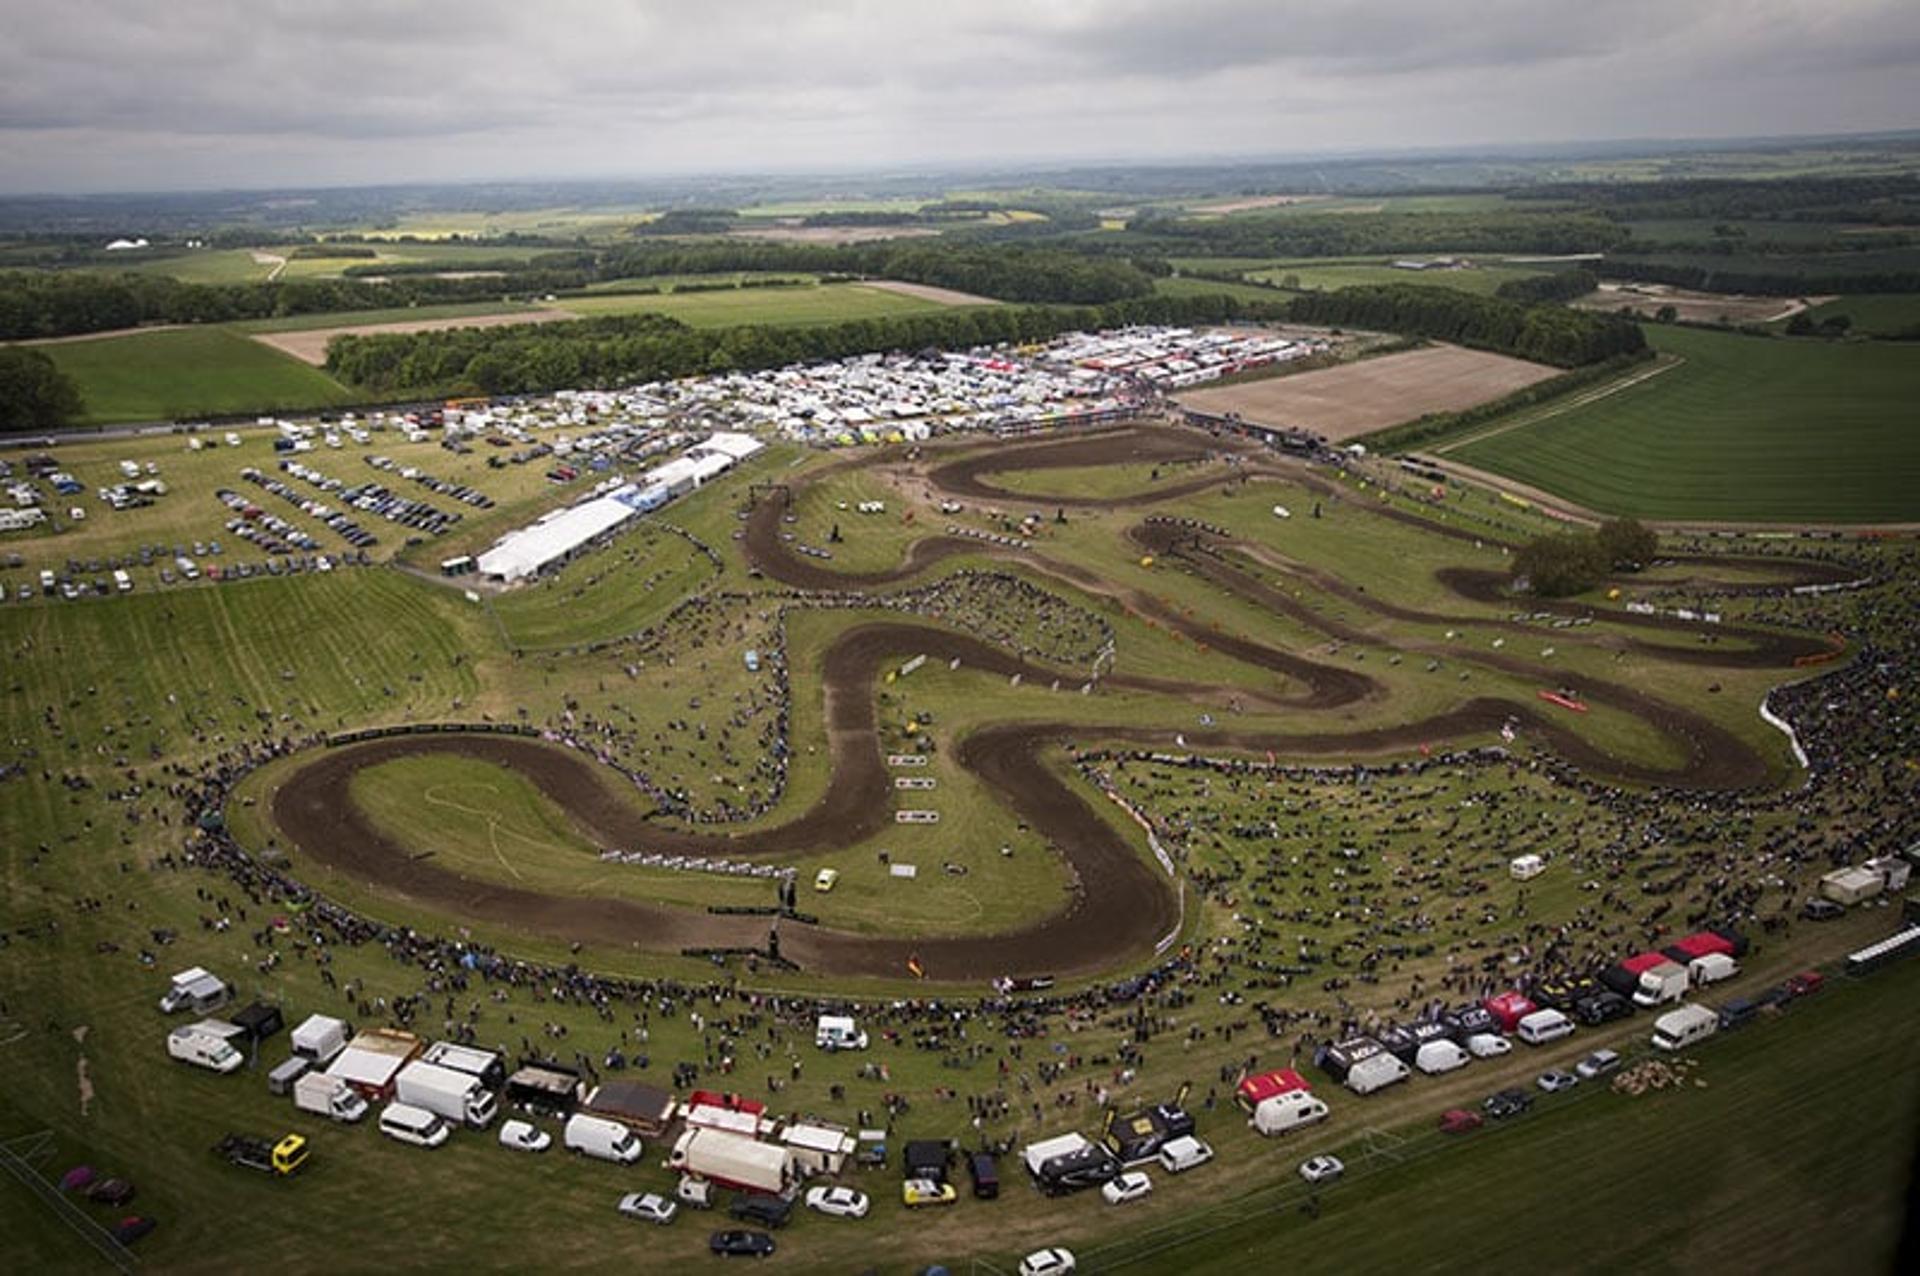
[3,0,1918,194]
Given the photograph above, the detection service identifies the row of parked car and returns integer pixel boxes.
[239,467,379,548]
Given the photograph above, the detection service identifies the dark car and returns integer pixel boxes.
[1717,998,1760,1031]
[87,1178,136,1206]
[728,1194,793,1229]
[111,1216,158,1246]
[1484,1089,1534,1119]
[1801,898,1845,921]
[710,1230,775,1258]
[968,1151,1000,1200]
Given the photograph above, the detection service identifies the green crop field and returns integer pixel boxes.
[1446,325,1920,522]
[1246,259,1559,296]
[1777,293,1920,338]
[552,281,957,327]
[37,327,361,425]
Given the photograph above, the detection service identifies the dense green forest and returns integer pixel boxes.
[1284,285,1645,366]
[325,291,1282,397]
[1110,211,1631,259]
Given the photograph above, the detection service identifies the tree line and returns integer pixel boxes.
[1284,285,1646,367]
[1514,520,1659,597]
[1106,211,1632,259]
[1599,254,1920,296]
[0,241,1161,340]
[1493,268,1598,304]
[324,291,1287,398]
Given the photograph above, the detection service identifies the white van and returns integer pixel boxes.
[1652,1004,1719,1052]
[815,1014,868,1052]
[379,1102,451,1148]
[1250,1089,1330,1137]
[1414,1039,1470,1075]
[1156,1135,1214,1174]
[1515,1009,1574,1046]
[1688,953,1738,986]
[563,1113,642,1164]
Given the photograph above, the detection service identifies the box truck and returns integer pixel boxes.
[395,1060,499,1129]
[294,1071,370,1123]
[669,1128,796,1195]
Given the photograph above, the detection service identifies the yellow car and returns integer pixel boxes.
[902,1178,956,1208]
[814,868,839,893]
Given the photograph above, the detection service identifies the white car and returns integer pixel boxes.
[496,1119,551,1153]
[1100,1170,1153,1205]
[616,1192,678,1226]
[1298,1155,1344,1185]
[1465,1033,1513,1059]
[1575,1049,1622,1079]
[804,1185,870,1219]
[1019,1249,1077,1276]
[1157,1134,1214,1174]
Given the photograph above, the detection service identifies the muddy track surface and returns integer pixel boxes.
[270,423,1853,980]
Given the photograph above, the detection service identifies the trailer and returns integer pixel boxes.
[581,1079,677,1138]
[780,1123,856,1177]
[421,1042,506,1091]
[1845,925,1920,976]
[214,1133,308,1176]
[325,1028,422,1102]
[669,1128,797,1196]
[505,1062,585,1117]
[1821,865,1884,906]
[159,967,230,1015]
[289,1014,352,1066]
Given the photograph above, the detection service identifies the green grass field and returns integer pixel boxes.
[39,328,360,425]
[1777,293,1920,338]
[552,282,957,327]
[1246,259,1559,296]
[1447,325,1920,522]
[1,425,1914,1273]
[1153,276,1296,304]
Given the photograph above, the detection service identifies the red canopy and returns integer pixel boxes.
[1236,1068,1310,1111]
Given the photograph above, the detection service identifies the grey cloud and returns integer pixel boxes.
[0,0,1916,193]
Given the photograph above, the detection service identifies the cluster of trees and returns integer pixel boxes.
[1515,174,1920,222]
[1110,211,1631,259]
[0,347,84,434]
[1494,268,1598,304]
[632,208,741,236]
[1513,519,1659,597]
[1600,254,1920,296]
[325,290,1286,398]
[0,269,560,340]
[1285,285,1646,367]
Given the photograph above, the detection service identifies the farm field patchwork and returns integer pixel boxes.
[1447,325,1920,522]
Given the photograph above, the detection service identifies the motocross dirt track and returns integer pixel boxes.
[271,421,1846,980]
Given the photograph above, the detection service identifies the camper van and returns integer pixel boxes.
[167,1025,244,1073]
[159,967,230,1015]
[815,1014,868,1051]
[1651,1004,1718,1052]
[1515,1009,1575,1046]
[563,1113,642,1164]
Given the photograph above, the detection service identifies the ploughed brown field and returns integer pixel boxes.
[1175,344,1560,440]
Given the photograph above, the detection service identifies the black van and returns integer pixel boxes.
[968,1152,1000,1200]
